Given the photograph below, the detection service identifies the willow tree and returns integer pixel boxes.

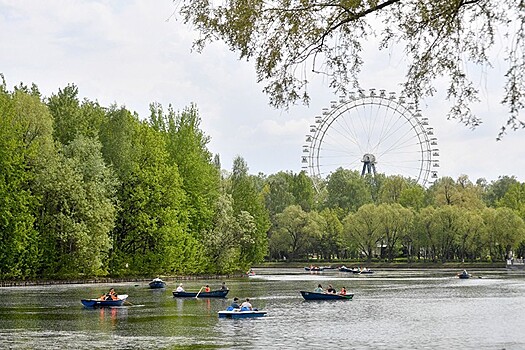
[177,1,525,136]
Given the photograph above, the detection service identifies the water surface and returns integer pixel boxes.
[0,268,523,349]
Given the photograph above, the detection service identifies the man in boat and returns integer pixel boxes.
[314,284,324,293]
[326,284,336,294]
[176,283,185,292]
[339,287,347,295]
[104,288,118,300]
[204,285,211,292]
[240,298,253,310]
[220,282,228,290]
[230,297,240,309]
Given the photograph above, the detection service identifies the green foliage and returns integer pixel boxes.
[33,135,117,277]
[106,118,192,275]
[271,205,314,260]
[228,156,270,265]
[343,204,382,262]
[156,103,221,237]
[0,88,41,279]
[482,176,519,207]
[47,84,105,145]
[325,168,371,213]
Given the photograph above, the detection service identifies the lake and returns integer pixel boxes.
[0,268,524,349]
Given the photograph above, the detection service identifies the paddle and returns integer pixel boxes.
[124,300,134,306]
[195,286,204,299]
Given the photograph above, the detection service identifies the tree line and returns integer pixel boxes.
[265,170,525,264]
[1,79,524,279]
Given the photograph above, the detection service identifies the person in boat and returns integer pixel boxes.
[204,285,211,292]
[230,297,240,309]
[339,287,347,295]
[240,298,253,311]
[176,283,185,292]
[220,282,228,290]
[314,284,324,293]
[104,288,118,301]
[326,284,336,294]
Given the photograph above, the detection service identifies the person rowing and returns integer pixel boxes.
[314,284,324,293]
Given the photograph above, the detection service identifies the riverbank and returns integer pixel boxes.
[0,274,241,288]
[254,261,507,269]
[0,261,509,287]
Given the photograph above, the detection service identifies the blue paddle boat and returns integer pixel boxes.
[81,294,128,308]
[218,307,267,319]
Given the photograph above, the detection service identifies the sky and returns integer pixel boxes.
[1,0,524,184]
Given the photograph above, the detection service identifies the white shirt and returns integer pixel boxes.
[240,301,252,310]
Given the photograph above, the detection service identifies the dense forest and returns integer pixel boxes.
[1,80,525,280]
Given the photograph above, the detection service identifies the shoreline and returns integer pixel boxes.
[0,261,511,287]
[0,274,241,288]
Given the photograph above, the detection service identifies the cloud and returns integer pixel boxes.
[0,0,523,182]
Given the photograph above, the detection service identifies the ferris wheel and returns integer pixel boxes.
[302,89,439,190]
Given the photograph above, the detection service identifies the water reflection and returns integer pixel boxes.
[96,306,128,329]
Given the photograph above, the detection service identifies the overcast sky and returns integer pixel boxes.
[1,0,523,184]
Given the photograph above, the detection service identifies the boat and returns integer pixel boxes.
[149,278,166,289]
[81,294,128,308]
[304,266,324,272]
[218,308,267,319]
[300,291,354,300]
[339,266,359,273]
[507,259,525,270]
[359,268,374,274]
[172,289,229,298]
[457,270,471,279]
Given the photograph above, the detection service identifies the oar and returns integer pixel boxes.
[124,300,134,306]
[195,286,204,299]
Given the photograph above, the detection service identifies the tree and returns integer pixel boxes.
[343,204,382,262]
[292,171,315,211]
[427,175,485,209]
[482,207,525,261]
[271,205,316,260]
[100,107,194,275]
[228,156,270,264]
[263,171,296,220]
[325,168,371,213]
[177,1,525,135]
[151,103,221,237]
[483,176,519,207]
[47,84,105,145]
[376,203,414,261]
[0,87,46,279]
[455,209,485,262]
[317,208,344,260]
[202,193,256,273]
[34,136,117,277]
[496,182,525,220]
